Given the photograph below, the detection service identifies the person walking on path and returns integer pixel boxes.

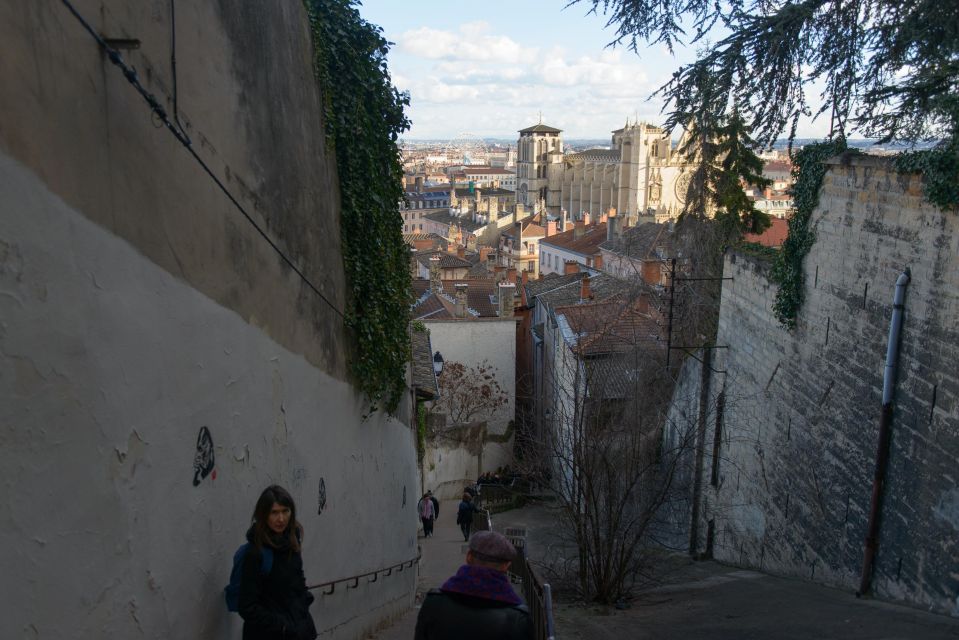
[428,490,439,519]
[414,530,531,640]
[238,485,317,640]
[456,493,478,542]
[419,491,436,537]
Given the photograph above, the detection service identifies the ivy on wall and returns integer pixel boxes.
[305,0,412,413]
[895,143,959,211]
[771,138,956,329]
[770,139,852,329]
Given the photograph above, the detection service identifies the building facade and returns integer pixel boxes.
[552,121,693,220]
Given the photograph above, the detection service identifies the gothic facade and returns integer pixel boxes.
[516,119,694,222]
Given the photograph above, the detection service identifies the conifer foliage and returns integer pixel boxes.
[680,109,772,237]
[573,0,958,147]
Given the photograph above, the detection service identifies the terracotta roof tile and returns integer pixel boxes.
[556,301,663,356]
[599,222,673,260]
[411,278,503,318]
[540,223,608,256]
[744,217,788,247]
[414,251,473,269]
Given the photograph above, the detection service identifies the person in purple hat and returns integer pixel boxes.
[414,531,531,639]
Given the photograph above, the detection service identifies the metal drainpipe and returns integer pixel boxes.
[858,268,911,597]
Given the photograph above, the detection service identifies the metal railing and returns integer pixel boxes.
[509,544,555,640]
[307,550,420,595]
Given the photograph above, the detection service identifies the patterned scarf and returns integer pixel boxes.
[440,564,523,605]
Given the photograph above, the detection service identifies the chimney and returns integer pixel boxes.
[521,270,529,286]
[606,215,622,242]
[583,212,591,227]
[561,209,570,231]
[474,188,482,205]
[498,282,516,318]
[494,264,506,282]
[573,219,586,240]
[489,197,499,222]
[592,254,604,270]
[457,245,465,259]
[480,246,492,263]
[454,283,468,318]
[580,274,592,301]
[564,260,579,275]
[429,255,442,292]
[415,176,424,193]
[507,267,517,284]
[764,187,772,199]
[546,220,557,237]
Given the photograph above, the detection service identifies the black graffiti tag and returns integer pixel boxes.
[192,426,215,486]
[317,478,327,515]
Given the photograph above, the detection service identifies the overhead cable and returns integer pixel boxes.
[59,0,346,321]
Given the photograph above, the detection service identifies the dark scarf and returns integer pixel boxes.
[440,564,523,605]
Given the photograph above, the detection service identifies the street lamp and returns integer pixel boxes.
[432,351,444,376]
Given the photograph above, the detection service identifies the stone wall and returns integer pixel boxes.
[684,155,959,615]
[0,2,418,638]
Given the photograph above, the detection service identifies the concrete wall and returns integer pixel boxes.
[425,320,517,476]
[423,426,484,501]
[1,2,418,637]
[682,155,959,614]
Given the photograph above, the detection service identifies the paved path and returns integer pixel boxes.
[372,500,959,639]
[368,501,469,639]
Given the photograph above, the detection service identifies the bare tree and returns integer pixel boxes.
[522,282,703,603]
[434,360,509,424]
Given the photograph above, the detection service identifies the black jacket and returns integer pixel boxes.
[456,500,477,525]
[414,589,532,640]
[238,529,317,640]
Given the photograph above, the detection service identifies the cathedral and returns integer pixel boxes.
[516,119,694,223]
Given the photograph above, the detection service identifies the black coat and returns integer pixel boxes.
[456,500,477,525]
[238,529,317,640]
[414,589,532,640]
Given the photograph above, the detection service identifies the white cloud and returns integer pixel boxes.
[397,24,538,63]
[392,22,671,137]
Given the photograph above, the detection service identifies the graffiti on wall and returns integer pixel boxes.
[317,478,327,515]
[192,426,215,486]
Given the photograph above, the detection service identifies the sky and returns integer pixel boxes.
[359,0,831,142]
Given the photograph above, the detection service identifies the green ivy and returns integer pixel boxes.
[771,139,854,329]
[895,142,959,211]
[305,0,412,413]
[416,402,427,467]
[736,241,779,262]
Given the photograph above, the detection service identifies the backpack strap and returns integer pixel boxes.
[260,547,273,575]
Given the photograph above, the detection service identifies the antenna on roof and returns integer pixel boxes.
[538,110,543,124]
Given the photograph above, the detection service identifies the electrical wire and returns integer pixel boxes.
[59,0,346,321]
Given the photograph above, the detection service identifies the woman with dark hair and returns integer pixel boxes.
[238,485,317,640]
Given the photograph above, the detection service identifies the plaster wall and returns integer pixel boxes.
[0,0,348,377]
[424,320,517,475]
[0,1,420,636]
[680,156,959,614]
[0,152,418,639]
[423,441,481,501]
